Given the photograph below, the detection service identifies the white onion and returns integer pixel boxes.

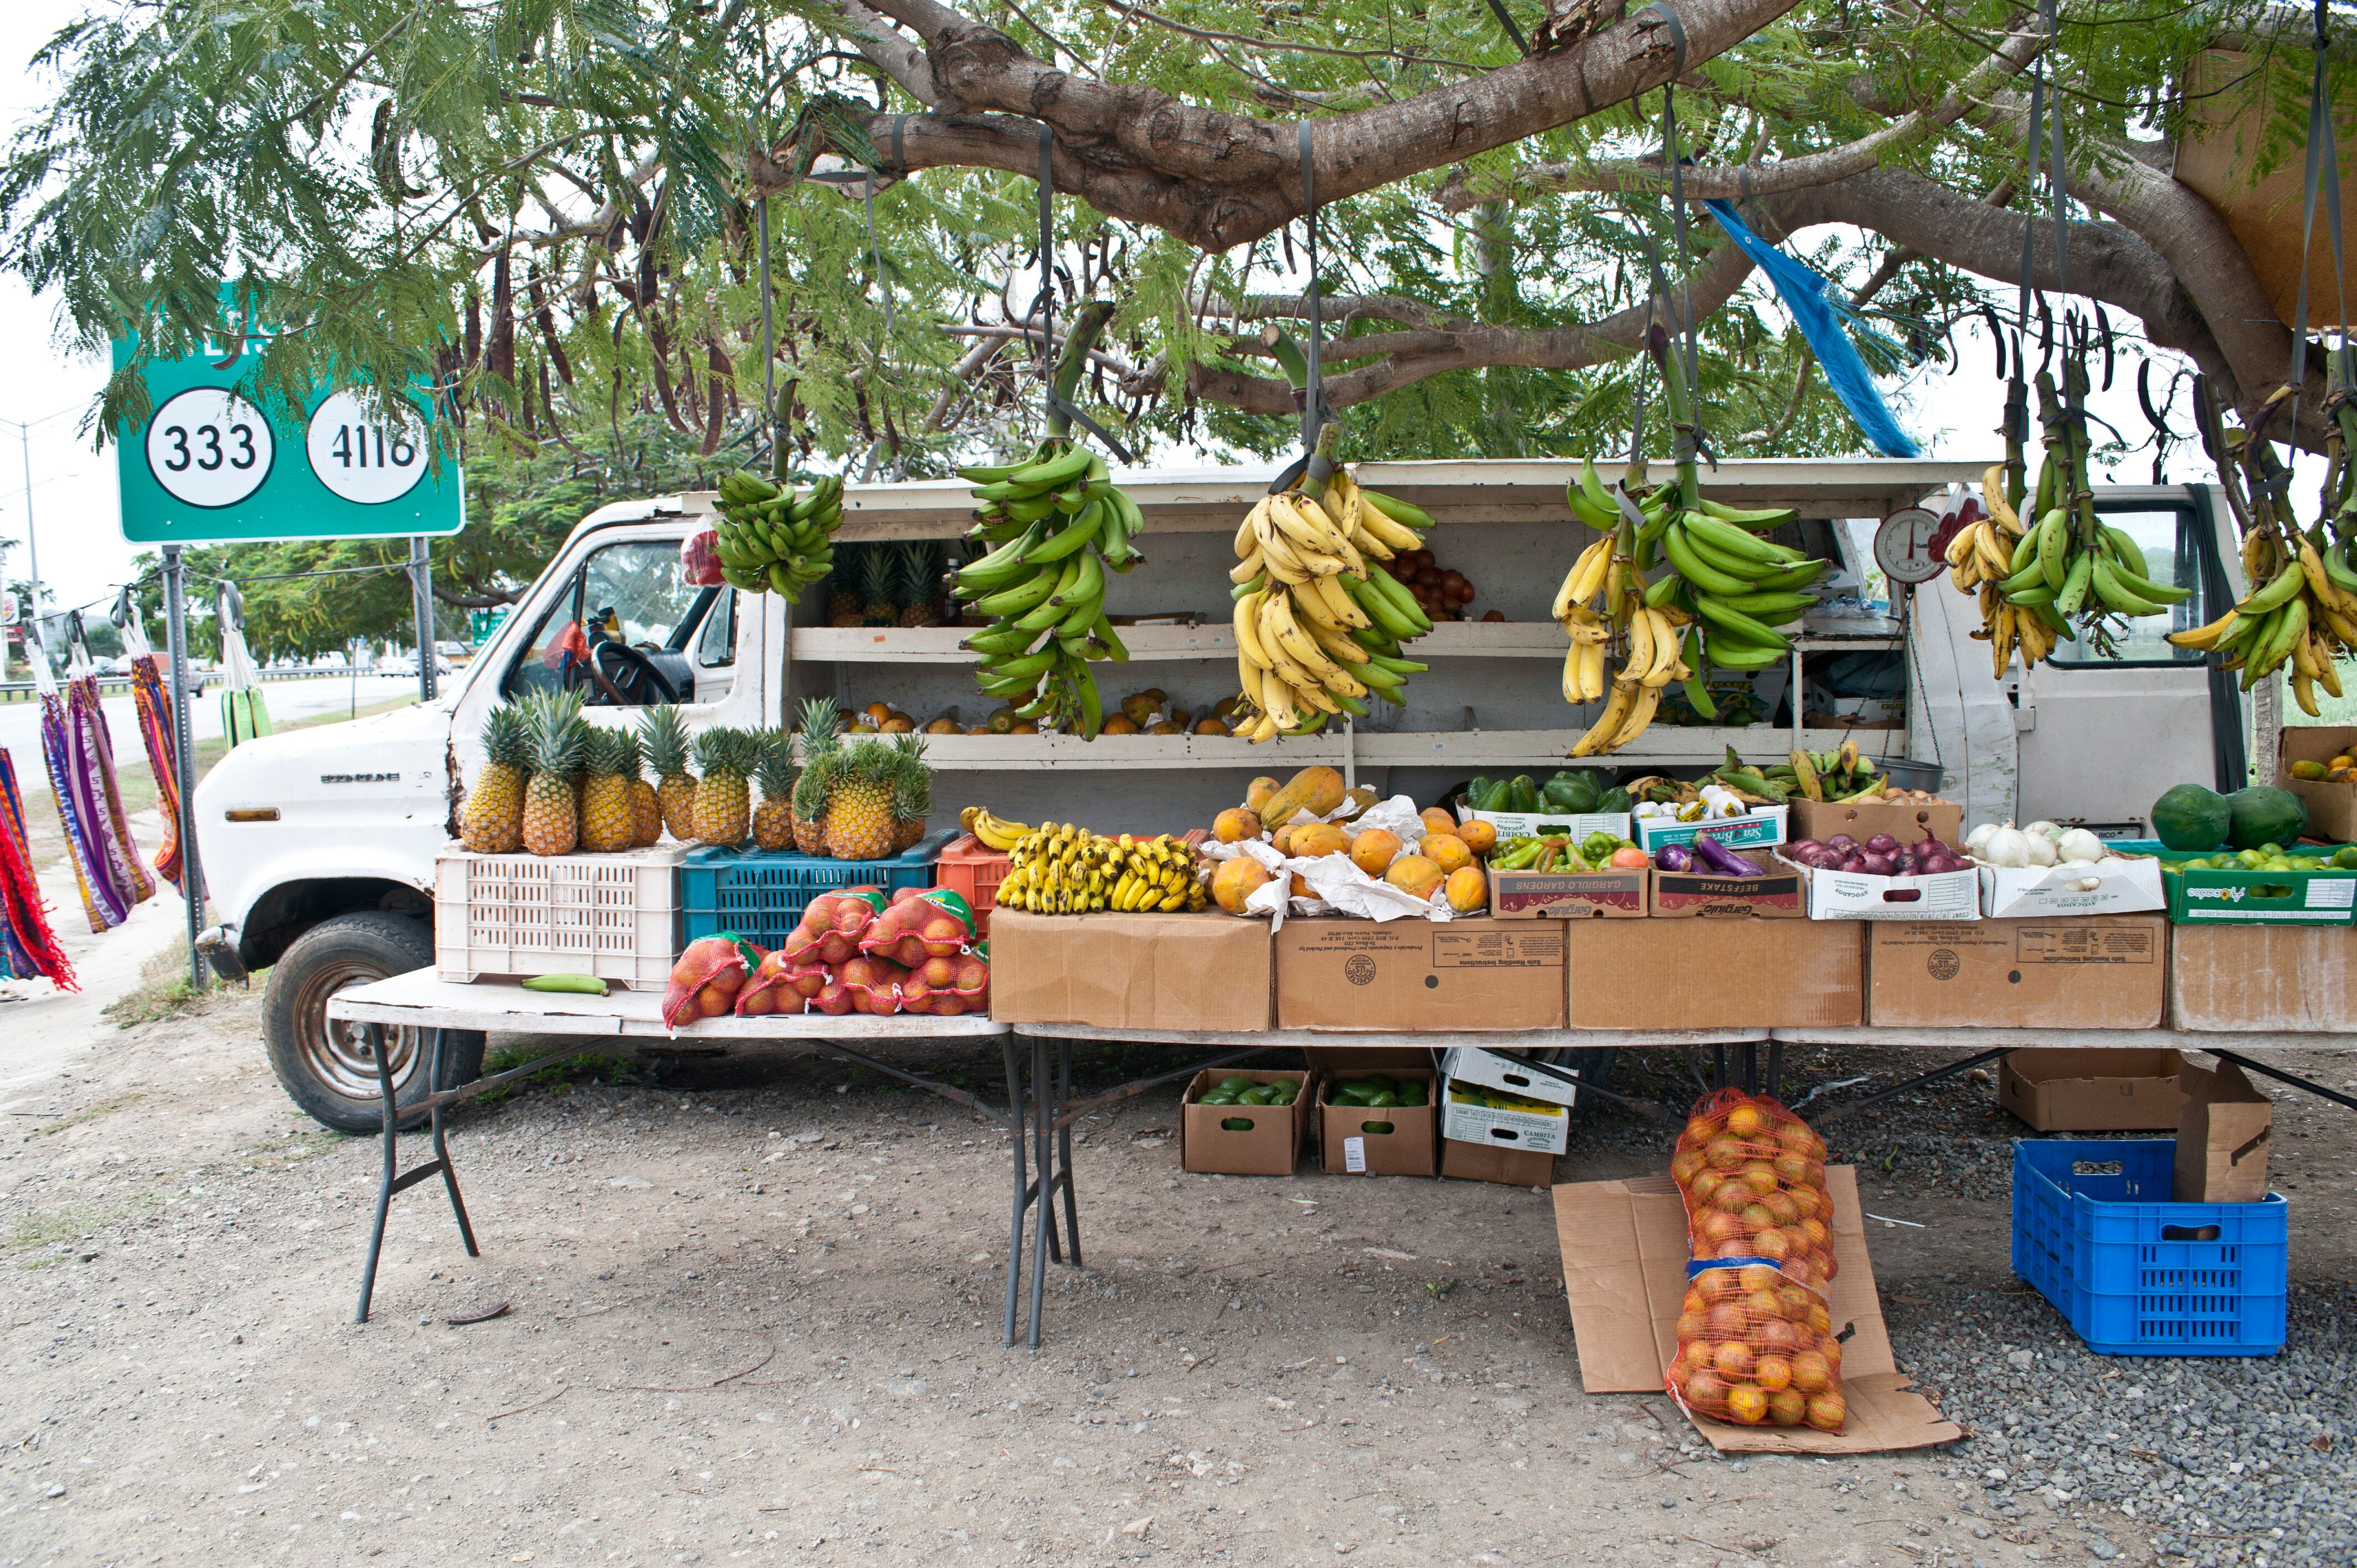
[1983,826,2032,868]
[1965,822,2000,854]
[2024,832,2059,867]
[2024,819,2065,842]
[2057,828,2109,866]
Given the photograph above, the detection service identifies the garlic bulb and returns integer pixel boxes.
[2024,832,2059,868]
[2057,828,2108,866]
[1983,826,2032,868]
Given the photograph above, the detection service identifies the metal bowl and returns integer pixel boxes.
[1873,756,1945,793]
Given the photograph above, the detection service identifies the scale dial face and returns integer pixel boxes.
[1875,506,1948,584]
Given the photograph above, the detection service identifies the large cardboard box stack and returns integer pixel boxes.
[1275,917,1565,1030]
[990,911,1273,1031]
[1565,921,1862,1029]
[1999,1048,2189,1131]
[1866,916,2167,1028]
[1437,1046,1572,1157]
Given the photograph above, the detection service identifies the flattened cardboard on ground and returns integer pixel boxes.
[1866,916,2166,1029]
[1276,917,1565,1030]
[1564,919,1862,1029]
[1789,796,1964,853]
[2278,725,2357,841]
[1441,1137,1556,1187]
[2174,1060,2274,1204]
[990,911,1272,1031]
[1553,1166,1961,1454]
[2168,924,2357,1031]
[1999,1048,2189,1131]
[1181,1069,1309,1177]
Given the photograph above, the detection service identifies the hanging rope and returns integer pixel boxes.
[2281,0,2348,441]
[1030,125,1134,462]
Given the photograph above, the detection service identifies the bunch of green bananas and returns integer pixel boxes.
[953,439,1145,739]
[994,824,1206,914]
[2169,523,2356,713]
[1781,742,1890,803]
[714,471,844,595]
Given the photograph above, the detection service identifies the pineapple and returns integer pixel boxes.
[629,762,663,848]
[752,730,797,852]
[790,697,841,854]
[640,705,697,840]
[579,726,640,853]
[860,546,896,626]
[520,692,586,857]
[826,543,863,627]
[897,541,941,627]
[459,703,530,853]
[820,740,900,861]
[889,730,931,849]
[691,726,754,845]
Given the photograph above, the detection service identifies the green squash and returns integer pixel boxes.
[2224,786,2309,851]
[2150,783,2232,851]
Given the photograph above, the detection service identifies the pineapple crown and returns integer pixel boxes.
[795,695,842,757]
[639,704,691,776]
[526,690,588,780]
[791,747,836,822]
[692,725,750,778]
[481,703,531,770]
[897,540,941,599]
[753,729,797,797]
[607,726,644,779]
[888,731,931,818]
[860,546,894,596]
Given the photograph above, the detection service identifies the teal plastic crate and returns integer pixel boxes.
[2012,1138,2287,1356]
[681,831,955,945]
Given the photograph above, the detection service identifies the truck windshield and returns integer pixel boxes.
[2047,505,2209,666]
[505,539,720,700]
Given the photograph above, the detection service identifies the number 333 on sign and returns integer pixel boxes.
[143,387,273,509]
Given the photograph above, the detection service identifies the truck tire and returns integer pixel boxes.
[263,912,485,1134]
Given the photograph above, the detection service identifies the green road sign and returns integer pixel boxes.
[468,606,512,646]
[112,336,464,545]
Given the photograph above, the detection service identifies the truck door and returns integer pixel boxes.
[2011,486,2242,831]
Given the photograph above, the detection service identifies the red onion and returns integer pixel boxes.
[1826,834,1857,853]
[1865,833,1901,855]
[1857,852,1897,875]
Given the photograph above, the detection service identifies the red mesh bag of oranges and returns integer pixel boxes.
[1664,1090,1847,1432]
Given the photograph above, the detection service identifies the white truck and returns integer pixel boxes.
[192,460,2252,1131]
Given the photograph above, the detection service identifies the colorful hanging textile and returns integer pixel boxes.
[130,654,182,889]
[218,603,272,749]
[0,747,75,989]
[69,670,156,914]
[36,675,121,933]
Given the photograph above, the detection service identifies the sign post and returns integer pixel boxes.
[114,332,464,995]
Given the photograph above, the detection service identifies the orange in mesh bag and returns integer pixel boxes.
[1670,1089,1838,1291]
[1664,1261,1847,1431]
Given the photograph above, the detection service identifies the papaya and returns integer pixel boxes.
[2151,783,2232,850]
[1258,765,1346,829]
[2225,786,2309,850]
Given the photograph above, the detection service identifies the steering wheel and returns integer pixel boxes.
[592,639,681,705]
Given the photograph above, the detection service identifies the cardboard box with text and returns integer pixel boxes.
[1315,1064,1438,1177]
[1565,920,1862,1029]
[990,911,1272,1031]
[1867,915,2166,1029]
[1998,1048,2188,1131]
[1649,847,1804,919]
[1489,866,1649,919]
[1275,917,1566,1030]
[1440,1137,1556,1187]
[1790,796,1964,854]
[1181,1069,1309,1177]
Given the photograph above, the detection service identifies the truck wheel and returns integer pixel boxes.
[263,912,485,1134]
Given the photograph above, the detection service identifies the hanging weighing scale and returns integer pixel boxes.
[1874,506,1949,587]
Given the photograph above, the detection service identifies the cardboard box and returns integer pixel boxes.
[1999,1047,2190,1131]
[1440,1077,1569,1156]
[1649,847,1804,919]
[1866,916,2167,1029]
[1440,1137,1556,1187]
[2168,924,2357,1031]
[2173,1060,2274,1203]
[1977,853,2166,919]
[990,911,1272,1031]
[1783,855,1980,921]
[1315,1065,1438,1176]
[1555,1167,1962,1453]
[1489,866,1649,919]
[1437,1045,1582,1107]
[1634,804,1788,855]
[1181,1069,1309,1177]
[1457,798,1632,844]
[2279,725,2357,839]
[1275,917,1566,1030]
[1565,919,1862,1029]
[1790,796,1964,853]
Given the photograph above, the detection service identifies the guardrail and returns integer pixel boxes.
[0,667,370,702]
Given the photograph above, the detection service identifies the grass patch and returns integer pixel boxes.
[102,933,241,1028]
[4,1199,145,1258]
[471,1041,642,1106]
[24,1092,144,1139]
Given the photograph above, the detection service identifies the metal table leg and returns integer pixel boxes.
[354,1027,481,1324]
[1002,1030,1028,1347]
[1053,1034,1082,1271]
[1026,1033,1052,1349]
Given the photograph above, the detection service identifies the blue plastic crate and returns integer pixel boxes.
[681,831,956,946]
[2011,1138,2287,1356]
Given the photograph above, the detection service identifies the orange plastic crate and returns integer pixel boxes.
[935,833,1012,935]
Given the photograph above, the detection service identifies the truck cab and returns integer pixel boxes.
[193,462,2250,1132]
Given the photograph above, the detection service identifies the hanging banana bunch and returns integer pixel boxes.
[1955,364,2189,677]
[1554,325,1829,755]
[714,471,844,595]
[2166,381,2357,715]
[949,303,1146,740]
[1228,435,1434,744]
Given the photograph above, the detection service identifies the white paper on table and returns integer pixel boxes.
[1196,793,1449,927]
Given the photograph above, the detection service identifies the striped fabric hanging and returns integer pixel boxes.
[37,685,120,932]
[130,654,182,889]
[66,671,155,914]
[0,748,75,989]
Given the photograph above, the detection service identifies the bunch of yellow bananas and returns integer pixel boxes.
[958,806,1031,852]
[2168,529,2356,715]
[994,824,1205,914]
[1229,465,1433,742]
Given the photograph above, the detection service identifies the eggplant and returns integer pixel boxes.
[1690,833,1761,877]
[1655,843,1694,873]
[1865,833,1901,855]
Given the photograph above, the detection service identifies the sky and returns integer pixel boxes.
[0,4,2274,633]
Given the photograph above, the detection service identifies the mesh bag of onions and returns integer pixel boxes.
[1664,1090,1848,1432]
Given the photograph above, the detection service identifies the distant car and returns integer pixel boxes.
[378,654,454,678]
[434,639,474,666]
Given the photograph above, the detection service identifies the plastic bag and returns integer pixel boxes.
[837,955,907,1015]
[734,948,808,1018]
[663,934,759,1028]
[784,890,885,967]
[1670,1089,1836,1287]
[1664,1261,1847,1432]
[681,526,725,587]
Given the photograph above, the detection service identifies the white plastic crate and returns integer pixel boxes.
[434,844,687,990]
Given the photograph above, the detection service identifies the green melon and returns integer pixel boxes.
[2225,786,2309,850]
[2150,783,2231,850]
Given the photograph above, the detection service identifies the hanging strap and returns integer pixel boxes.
[1641,7,1712,470]
[2283,0,2346,435]
[1298,122,1330,462]
[1032,124,1135,463]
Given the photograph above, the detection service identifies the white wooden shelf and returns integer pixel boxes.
[794,622,1910,666]
[900,726,1883,771]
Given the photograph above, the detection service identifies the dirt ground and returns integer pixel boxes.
[3,945,2353,1568]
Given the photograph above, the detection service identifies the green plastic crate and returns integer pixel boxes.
[2110,839,2357,926]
